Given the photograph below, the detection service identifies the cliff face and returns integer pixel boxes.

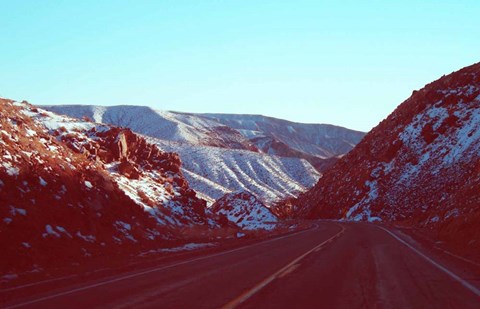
[295,62,480,259]
[0,100,213,278]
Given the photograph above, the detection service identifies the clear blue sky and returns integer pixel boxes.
[1,1,478,131]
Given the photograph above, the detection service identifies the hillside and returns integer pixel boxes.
[42,106,364,163]
[151,139,320,205]
[40,105,259,151]
[41,105,340,205]
[295,62,480,260]
[199,113,364,159]
[0,100,216,279]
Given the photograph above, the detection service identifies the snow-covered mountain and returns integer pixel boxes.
[40,105,258,151]
[42,106,363,162]
[211,191,278,230]
[41,105,361,206]
[42,105,364,172]
[295,62,480,260]
[0,99,218,277]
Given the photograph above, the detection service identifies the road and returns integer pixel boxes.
[2,222,480,308]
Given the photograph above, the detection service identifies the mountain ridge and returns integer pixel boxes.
[41,105,365,163]
[40,104,363,206]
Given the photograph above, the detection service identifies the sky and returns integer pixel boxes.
[0,1,479,132]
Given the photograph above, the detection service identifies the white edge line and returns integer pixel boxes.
[4,226,316,309]
[378,226,480,298]
[0,275,78,293]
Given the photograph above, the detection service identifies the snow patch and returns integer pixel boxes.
[10,206,27,216]
[39,177,48,187]
[2,161,19,176]
[139,243,216,256]
[76,231,96,243]
[43,224,61,238]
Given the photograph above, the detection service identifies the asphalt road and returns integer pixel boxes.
[3,222,480,308]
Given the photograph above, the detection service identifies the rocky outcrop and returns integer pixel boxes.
[211,191,278,230]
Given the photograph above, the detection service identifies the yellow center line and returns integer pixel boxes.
[222,223,346,309]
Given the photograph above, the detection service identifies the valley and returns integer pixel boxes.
[1,62,480,308]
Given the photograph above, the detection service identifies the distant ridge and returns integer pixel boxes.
[42,105,363,205]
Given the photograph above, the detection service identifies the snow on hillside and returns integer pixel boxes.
[199,113,365,159]
[0,99,216,278]
[296,62,480,260]
[42,105,257,151]
[42,105,364,161]
[211,191,278,230]
[41,105,323,205]
[150,139,320,206]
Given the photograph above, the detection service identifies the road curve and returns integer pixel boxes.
[2,222,480,309]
